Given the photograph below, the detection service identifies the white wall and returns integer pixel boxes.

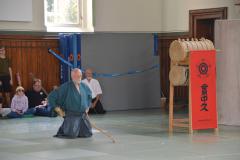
[0,0,163,32]
[0,0,239,32]
[0,0,45,31]
[94,0,240,32]
[93,0,163,32]
[0,0,32,22]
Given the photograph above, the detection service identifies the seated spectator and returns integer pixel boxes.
[26,79,56,117]
[82,68,106,114]
[26,79,47,108]
[6,86,35,118]
[0,95,11,117]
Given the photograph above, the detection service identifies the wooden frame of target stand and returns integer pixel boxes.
[169,59,194,133]
[168,40,218,134]
[169,58,193,133]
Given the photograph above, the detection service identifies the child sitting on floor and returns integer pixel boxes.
[7,86,35,118]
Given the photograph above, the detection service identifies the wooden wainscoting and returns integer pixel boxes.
[0,35,60,94]
[158,33,189,109]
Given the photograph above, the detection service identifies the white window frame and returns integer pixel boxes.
[44,0,93,32]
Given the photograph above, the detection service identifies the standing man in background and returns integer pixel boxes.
[0,46,13,107]
[82,68,106,114]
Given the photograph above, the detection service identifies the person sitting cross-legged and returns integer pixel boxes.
[6,86,35,118]
[26,79,57,117]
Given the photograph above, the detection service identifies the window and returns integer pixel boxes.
[46,0,79,25]
[44,0,93,32]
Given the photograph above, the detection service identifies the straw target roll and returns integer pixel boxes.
[169,39,188,62]
[169,38,215,62]
[169,65,189,86]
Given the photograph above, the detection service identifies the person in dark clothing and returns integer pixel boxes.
[26,79,56,117]
[0,46,13,107]
[48,68,92,138]
[26,80,47,108]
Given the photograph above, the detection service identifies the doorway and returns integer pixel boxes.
[189,7,228,42]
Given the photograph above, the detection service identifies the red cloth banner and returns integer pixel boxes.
[190,50,217,130]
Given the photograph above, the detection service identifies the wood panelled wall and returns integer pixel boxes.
[1,33,189,103]
[158,33,189,104]
[0,35,60,94]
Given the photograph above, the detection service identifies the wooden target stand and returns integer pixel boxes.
[169,59,194,133]
[168,38,218,134]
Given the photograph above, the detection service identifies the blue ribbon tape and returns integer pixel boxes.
[92,64,159,78]
[48,48,159,78]
[48,49,73,68]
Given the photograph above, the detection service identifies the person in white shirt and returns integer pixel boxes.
[82,69,106,114]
